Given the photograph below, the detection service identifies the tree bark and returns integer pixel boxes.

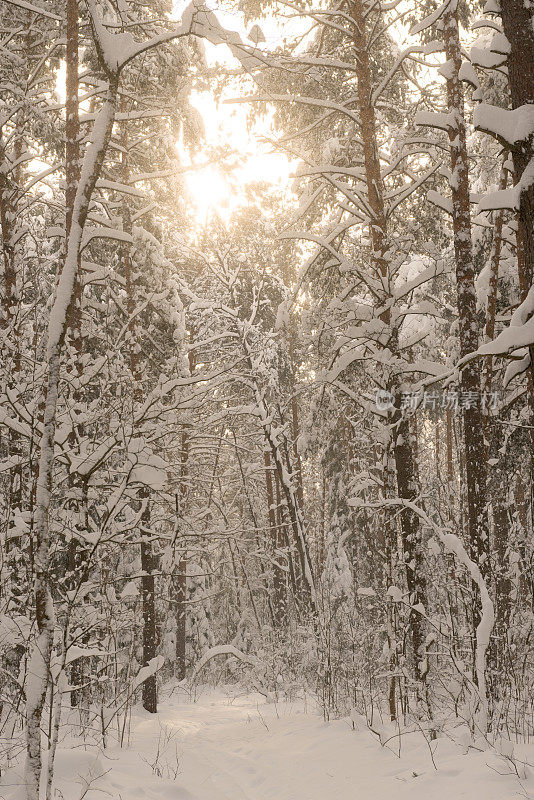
[443,6,489,584]
[482,160,512,701]
[350,0,428,712]
[499,1,534,538]
[174,379,193,681]
[141,524,157,713]
[121,125,158,713]
[64,0,87,708]
[26,72,120,800]
[264,449,287,626]
[500,0,534,293]
[393,408,427,686]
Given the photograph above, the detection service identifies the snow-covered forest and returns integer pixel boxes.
[1,0,534,797]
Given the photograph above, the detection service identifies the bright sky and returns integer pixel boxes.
[172,1,298,223]
[177,88,295,223]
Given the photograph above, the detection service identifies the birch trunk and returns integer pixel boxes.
[26,73,119,800]
[64,0,87,708]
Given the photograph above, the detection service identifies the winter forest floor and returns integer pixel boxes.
[3,686,533,800]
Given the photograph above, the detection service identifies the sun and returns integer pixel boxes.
[185,166,240,223]
[174,74,298,223]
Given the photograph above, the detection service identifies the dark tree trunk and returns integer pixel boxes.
[500,0,534,293]
[64,0,87,708]
[351,0,427,713]
[393,409,427,686]
[141,520,157,714]
[121,121,158,713]
[174,552,187,681]
[174,409,192,681]
[264,449,287,626]
[499,2,534,538]
[443,6,489,585]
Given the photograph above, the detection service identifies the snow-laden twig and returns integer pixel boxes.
[349,495,494,731]
[190,645,273,700]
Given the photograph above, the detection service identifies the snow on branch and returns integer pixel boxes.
[427,189,483,216]
[80,226,133,251]
[409,0,453,37]
[190,4,264,73]
[477,156,534,213]
[427,190,453,215]
[87,0,190,74]
[96,179,146,197]
[469,46,507,70]
[474,103,534,150]
[349,495,493,731]
[458,61,480,90]
[477,186,520,212]
[132,656,165,691]
[387,163,441,215]
[393,260,445,300]
[87,0,263,77]
[477,284,534,356]
[415,111,454,132]
[2,0,62,19]
[228,93,362,126]
[372,47,428,103]
[191,645,263,680]
[190,645,272,698]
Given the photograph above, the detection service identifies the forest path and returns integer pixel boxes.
[51,686,532,800]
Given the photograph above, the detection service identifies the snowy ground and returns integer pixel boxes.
[2,686,533,799]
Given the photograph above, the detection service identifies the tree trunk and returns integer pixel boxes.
[174,551,187,681]
[1,102,25,617]
[25,73,119,800]
[121,127,158,713]
[500,0,534,293]
[174,375,193,681]
[481,160,512,702]
[141,522,157,713]
[499,2,534,538]
[264,448,287,626]
[443,5,489,584]
[64,0,87,708]
[482,163,507,403]
[351,0,427,711]
[393,408,427,687]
